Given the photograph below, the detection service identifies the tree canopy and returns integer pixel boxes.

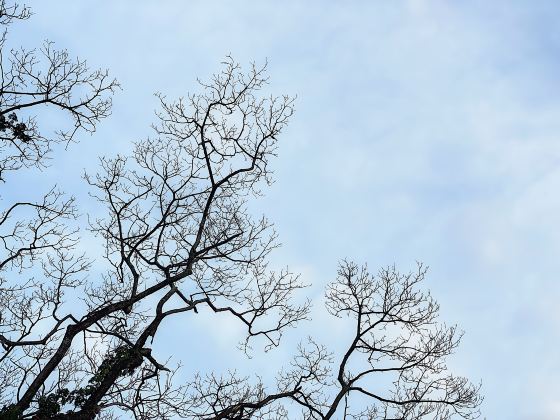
[0,2,481,419]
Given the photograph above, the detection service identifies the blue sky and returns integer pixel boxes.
[12,1,560,418]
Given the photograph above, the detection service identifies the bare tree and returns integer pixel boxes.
[184,263,482,420]
[0,1,117,181]
[0,2,481,419]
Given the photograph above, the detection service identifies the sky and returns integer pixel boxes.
[10,1,560,418]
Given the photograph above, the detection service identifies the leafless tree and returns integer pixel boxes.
[184,263,482,420]
[0,2,481,419]
[0,1,117,181]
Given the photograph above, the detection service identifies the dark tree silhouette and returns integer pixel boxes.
[0,1,117,181]
[0,2,482,419]
[185,263,482,420]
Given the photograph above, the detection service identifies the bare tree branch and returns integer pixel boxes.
[0,3,481,419]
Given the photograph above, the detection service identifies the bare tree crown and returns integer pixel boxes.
[0,2,481,419]
[0,0,118,181]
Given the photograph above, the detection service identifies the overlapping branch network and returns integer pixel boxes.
[1,47,309,418]
[0,0,118,180]
[0,2,481,418]
[188,263,481,420]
